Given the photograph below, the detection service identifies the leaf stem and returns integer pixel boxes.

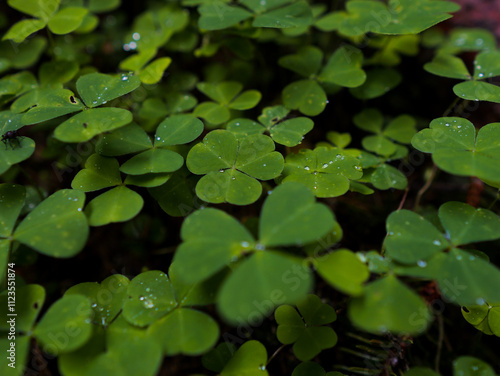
[413,164,437,210]
[434,311,444,373]
[266,344,286,366]
[488,189,500,210]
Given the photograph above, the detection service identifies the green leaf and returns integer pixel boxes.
[194,101,230,125]
[0,284,45,332]
[270,117,314,147]
[371,164,407,190]
[362,135,397,156]
[88,0,120,13]
[0,137,35,175]
[315,249,369,296]
[353,108,384,133]
[202,343,236,373]
[453,357,495,376]
[275,294,337,361]
[3,19,46,43]
[18,88,84,124]
[0,336,30,376]
[453,81,500,103]
[437,249,500,306]
[71,154,121,192]
[282,79,327,116]
[34,294,93,355]
[279,46,323,77]
[259,182,335,247]
[173,208,254,284]
[220,340,268,376]
[253,1,313,29]
[65,274,130,327]
[39,60,79,87]
[122,270,177,327]
[229,90,261,110]
[85,186,144,226]
[0,184,25,237]
[119,148,184,175]
[442,28,497,53]
[148,308,219,355]
[8,0,60,22]
[424,53,471,80]
[154,114,204,147]
[124,173,170,188]
[139,57,172,84]
[292,362,326,376]
[350,68,402,100]
[54,107,133,142]
[412,118,500,184]
[95,123,152,157]
[76,72,140,108]
[119,49,156,72]
[319,46,366,87]
[384,209,447,264]
[438,201,500,246]
[198,3,252,31]
[404,368,440,376]
[13,189,88,257]
[218,251,313,324]
[281,147,363,198]
[348,274,431,335]
[48,7,88,35]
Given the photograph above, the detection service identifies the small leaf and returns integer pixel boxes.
[119,148,184,175]
[278,46,323,77]
[154,114,204,147]
[7,0,59,22]
[48,7,88,35]
[85,186,144,226]
[14,190,88,258]
[34,294,93,355]
[371,164,407,190]
[0,284,45,333]
[424,53,471,80]
[76,72,140,108]
[122,270,177,327]
[139,57,172,84]
[348,274,431,335]
[282,79,327,116]
[319,46,366,87]
[229,90,261,110]
[95,123,152,157]
[453,81,500,103]
[453,357,495,376]
[0,184,25,237]
[3,19,46,43]
[198,3,252,31]
[349,68,402,100]
[253,1,313,29]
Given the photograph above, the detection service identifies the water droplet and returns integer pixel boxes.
[476,298,485,305]
[433,240,441,246]
[322,163,328,168]
[304,166,310,171]
[132,32,141,40]
[263,164,267,167]
[417,260,427,268]
[241,241,250,248]
[259,365,266,371]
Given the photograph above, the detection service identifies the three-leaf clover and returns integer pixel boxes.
[384,202,500,306]
[279,45,366,116]
[186,130,284,205]
[276,294,338,361]
[193,81,261,125]
[424,50,500,103]
[280,146,363,198]
[172,182,337,324]
[411,117,500,186]
[227,105,314,147]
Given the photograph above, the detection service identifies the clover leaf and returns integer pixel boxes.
[453,357,495,376]
[186,130,284,205]
[425,50,500,103]
[173,182,336,324]
[338,0,459,37]
[220,340,269,376]
[227,105,314,147]
[349,68,402,99]
[198,0,313,31]
[348,274,431,335]
[276,294,338,361]
[280,146,363,198]
[411,117,500,185]
[279,45,366,116]
[462,301,500,337]
[193,81,261,125]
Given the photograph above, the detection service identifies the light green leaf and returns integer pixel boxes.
[154,114,204,147]
[453,81,500,103]
[384,209,447,264]
[270,117,314,147]
[253,1,313,29]
[453,356,495,376]
[119,148,184,175]
[348,274,431,335]
[220,340,268,376]
[282,79,327,116]
[362,135,396,156]
[218,251,313,325]
[3,19,46,43]
[424,53,471,80]
[149,308,219,355]
[122,270,177,327]
[8,0,60,22]
[95,123,152,157]
[0,284,45,333]
[371,164,407,190]
[139,57,172,84]
[319,46,366,87]
[85,186,144,226]
[198,3,252,31]
[48,7,88,34]
[315,249,369,296]
[76,72,140,108]
[278,46,323,77]
[54,107,133,142]
[173,208,254,284]
[193,101,230,125]
[34,294,93,355]
[438,201,500,246]
[229,90,261,110]
[0,137,35,175]
[71,154,121,192]
[259,182,335,247]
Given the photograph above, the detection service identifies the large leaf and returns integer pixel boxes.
[318,46,366,87]
[13,189,88,257]
[47,7,88,34]
[154,114,204,147]
[119,148,184,175]
[71,154,121,192]
[0,184,25,237]
[348,274,431,335]
[7,0,60,21]
[220,340,268,376]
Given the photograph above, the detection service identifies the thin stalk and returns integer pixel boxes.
[266,344,286,366]
[414,164,438,210]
